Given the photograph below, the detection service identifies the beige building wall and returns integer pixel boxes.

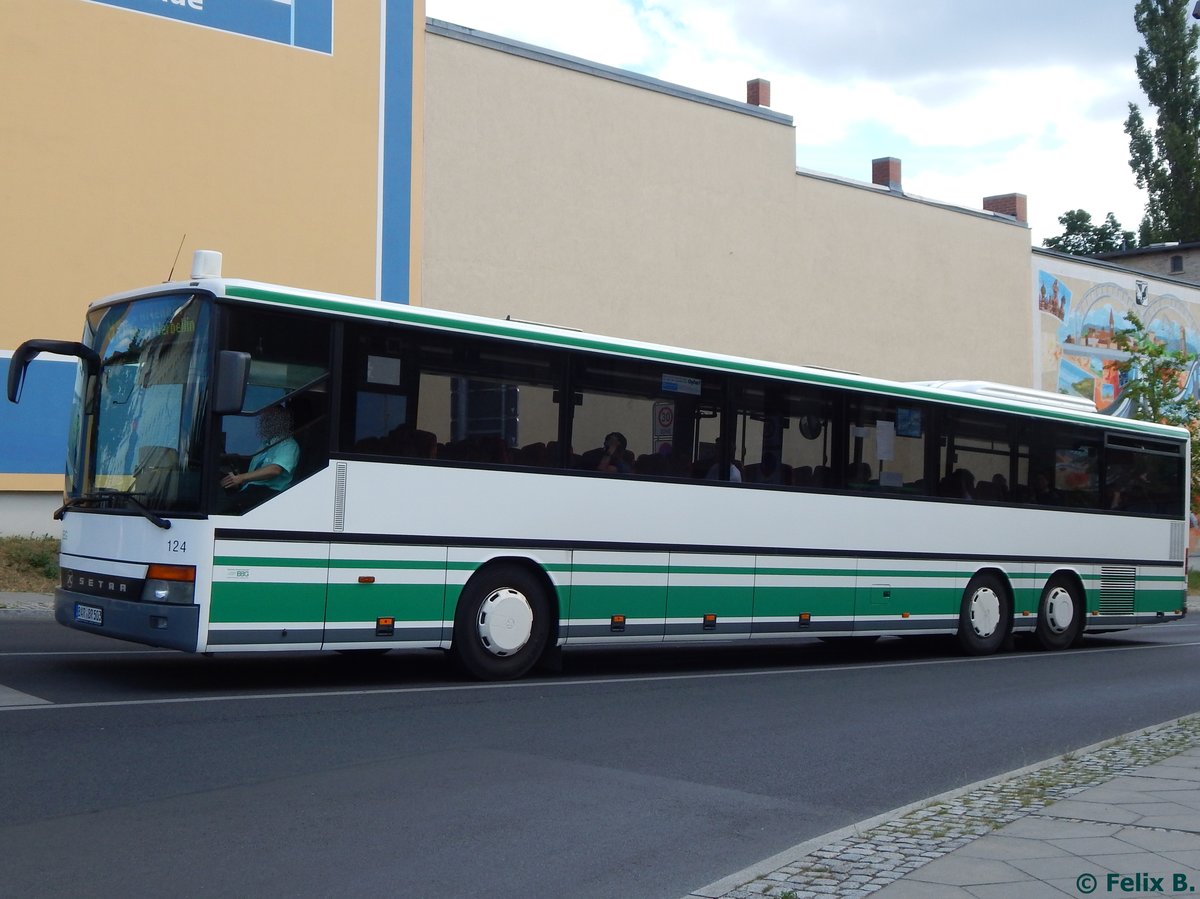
[421,24,1033,385]
[0,0,384,351]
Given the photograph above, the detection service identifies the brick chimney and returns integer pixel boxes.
[983,193,1028,224]
[747,78,770,107]
[872,157,902,192]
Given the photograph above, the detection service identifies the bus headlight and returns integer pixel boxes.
[142,563,196,605]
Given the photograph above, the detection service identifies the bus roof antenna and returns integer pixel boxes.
[166,234,187,282]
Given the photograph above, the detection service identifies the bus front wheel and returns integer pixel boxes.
[957,573,1010,656]
[1034,576,1084,651]
[452,563,551,680]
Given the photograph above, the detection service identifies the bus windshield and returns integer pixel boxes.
[68,293,211,513]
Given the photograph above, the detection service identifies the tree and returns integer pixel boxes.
[1125,0,1200,245]
[1113,311,1200,506]
[1042,209,1135,255]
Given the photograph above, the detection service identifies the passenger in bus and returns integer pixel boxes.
[1033,471,1059,505]
[412,429,438,459]
[744,451,791,485]
[846,461,872,489]
[991,473,1009,500]
[702,437,741,482]
[938,468,975,499]
[221,405,300,505]
[595,432,632,473]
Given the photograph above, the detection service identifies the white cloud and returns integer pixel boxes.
[427,0,656,68]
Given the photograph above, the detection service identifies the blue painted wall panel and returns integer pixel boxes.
[0,359,75,475]
[380,0,413,304]
[88,0,335,54]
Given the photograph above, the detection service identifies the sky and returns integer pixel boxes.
[423,0,1166,247]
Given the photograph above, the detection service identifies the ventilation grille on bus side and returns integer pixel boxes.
[1171,521,1185,562]
[1099,566,1136,615]
[334,462,348,532]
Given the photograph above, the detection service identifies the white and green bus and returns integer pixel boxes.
[7,252,1190,679]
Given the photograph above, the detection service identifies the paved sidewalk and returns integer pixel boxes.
[688,717,1200,899]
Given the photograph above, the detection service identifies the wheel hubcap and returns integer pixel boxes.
[1044,586,1075,634]
[969,587,1001,638]
[477,587,534,656]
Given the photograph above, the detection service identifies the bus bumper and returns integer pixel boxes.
[54,589,200,652]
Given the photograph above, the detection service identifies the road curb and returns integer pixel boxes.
[0,592,53,614]
[682,712,1200,899]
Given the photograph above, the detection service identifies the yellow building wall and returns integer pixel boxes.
[0,0,385,346]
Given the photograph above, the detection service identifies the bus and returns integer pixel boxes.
[6,251,1189,679]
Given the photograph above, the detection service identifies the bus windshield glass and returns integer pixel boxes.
[68,293,211,513]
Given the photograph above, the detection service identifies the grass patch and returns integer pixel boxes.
[0,536,60,593]
[1189,568,1200,594]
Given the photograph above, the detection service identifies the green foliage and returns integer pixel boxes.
[0,536,60,581]
[1125,0,1200,244]
[1114,311,1200,504]
[1042,209,1135,255]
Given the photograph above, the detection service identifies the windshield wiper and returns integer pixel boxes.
[54,491,116,519]
[55,490,171,530]
[121,492,172,530]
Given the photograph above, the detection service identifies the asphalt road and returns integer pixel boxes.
[2,616,1199,898]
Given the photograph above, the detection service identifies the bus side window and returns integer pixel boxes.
[734,381,835,489]
[339,326,416,456]
[939,408,1016,502]
[845,395,926,495]
[218,305,332,512]
[408,333,561,468]
[570,356,722,479]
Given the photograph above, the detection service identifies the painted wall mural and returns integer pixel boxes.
[1035,260,1199,415]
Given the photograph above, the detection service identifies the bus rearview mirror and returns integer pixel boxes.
[213,350,250,415]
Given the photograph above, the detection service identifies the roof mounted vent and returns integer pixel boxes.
[191,250,223,280]
[909,380,1098,414]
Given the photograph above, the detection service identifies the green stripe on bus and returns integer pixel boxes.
[215,556,328,568]
[567,585,668,620]
[665,586,754,617]
[562,564,671,574]
[325,584,445,622]
[210,582,326,624]
[751,587,859,617]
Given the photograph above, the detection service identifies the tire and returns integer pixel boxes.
[451,563,552,680]
[1034,575,1084,651]
[957,573,1011,655]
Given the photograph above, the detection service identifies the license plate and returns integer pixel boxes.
[74,604,103,626]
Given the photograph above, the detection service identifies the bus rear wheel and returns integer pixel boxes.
[451,563,551,681]
[1034,576,1084,651]
[957,573,1010,656]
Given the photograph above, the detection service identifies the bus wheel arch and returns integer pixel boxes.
[1034,570,1086,651]
[957,569,1012,655]
[451,558,558,680]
